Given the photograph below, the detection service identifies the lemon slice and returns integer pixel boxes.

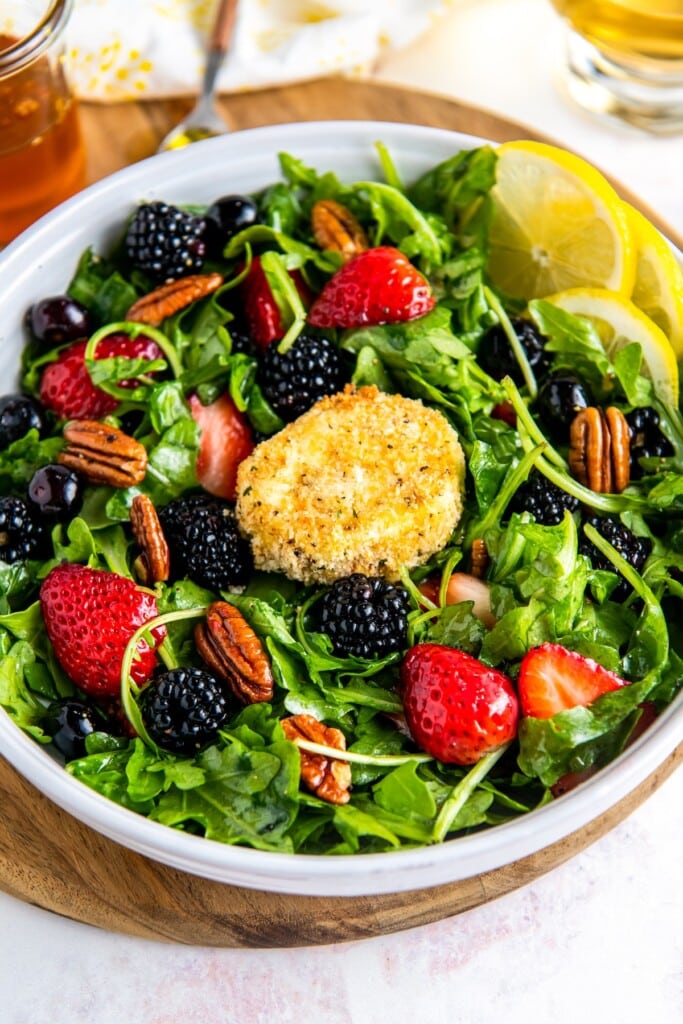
[545,286,679,406]
[624,202,683,359]
[488,141,635,300]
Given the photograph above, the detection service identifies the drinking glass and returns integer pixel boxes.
[548,1,683,134]
[0,0,86,245]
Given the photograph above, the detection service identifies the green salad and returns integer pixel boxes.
[0,141,682,856]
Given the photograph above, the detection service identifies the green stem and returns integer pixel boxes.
[432,742,510,843]
[484,288,537,399]
[502,376,567,470]
[464,444,545,547]
[294,738,433,767]
[86,321,183,378]
[120,607,206,747]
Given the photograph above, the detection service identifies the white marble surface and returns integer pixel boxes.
[1,2,682,1021]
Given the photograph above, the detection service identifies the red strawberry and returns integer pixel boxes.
[239,256,311,350]
[517,643,629,720]
[400,644,519,765]
[188,391,255,500]
[40,563,166,699]
[39,334,165,420]
[307,246,435,329]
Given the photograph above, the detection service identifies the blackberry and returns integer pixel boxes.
[45,698,102,761]
[477,318,550,385]
[317,573,410,659]
[0,394,47,449]
[535,373,590,441]
[141,667,229,755]
[158,493,252,591]
[229,326,256,358]
[258,333,347,421]
[125,201,206,282]
[507,470,580,526]
[579,515,651,601]
[626,406,674,478]
[0,496,46,562]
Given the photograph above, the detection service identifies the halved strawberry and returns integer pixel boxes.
[39,334,165,420]
[418,572,495,628]
[307,246,435,329]
[188,391,254,501]
[238,256,311,351]
[518,643,629,719]
[401,643,518,765]
[40,563,166,700]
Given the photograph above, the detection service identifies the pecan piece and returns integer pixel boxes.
[130,494,170,584]
[194,601,273,704]
[568,406,630,494]
[281,713,351,805]
[470,538,489,579]
[311,199,369,263]
[58,420,148,487]
[126,272,224,326]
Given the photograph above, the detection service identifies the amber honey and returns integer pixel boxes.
[0,32,86,245]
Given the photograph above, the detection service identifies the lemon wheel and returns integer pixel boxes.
[488,141,635,301]
[545,287,679,407]
[624,203,683,359]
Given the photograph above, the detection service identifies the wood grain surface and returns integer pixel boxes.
[1,76,681,947]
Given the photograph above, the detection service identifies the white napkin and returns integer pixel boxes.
[64,0,448,102]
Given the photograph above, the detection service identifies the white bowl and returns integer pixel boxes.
[0,121,681,897]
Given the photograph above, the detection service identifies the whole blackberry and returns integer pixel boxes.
[535,373,590,441]
[626,406,674,478]
[258,333,347,421]
[141,667,229,755]
[125,201,206,282]
[580,515,651,601]
[158,493,252,591]
[508,470,580,526]
[0,496,46,562]
[317,573,410,659]
[477,318,550,385]
[0,394,47,449]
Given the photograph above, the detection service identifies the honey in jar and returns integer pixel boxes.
[0,3,86,245]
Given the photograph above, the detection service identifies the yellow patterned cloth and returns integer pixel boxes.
[63,0,449,101]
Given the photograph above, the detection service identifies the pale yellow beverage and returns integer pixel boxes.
[549,0,683,133]
[550,1,683,62]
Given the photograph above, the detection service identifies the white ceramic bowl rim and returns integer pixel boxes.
[0,120,681,897]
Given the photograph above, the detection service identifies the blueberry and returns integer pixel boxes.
[45,698,101,760]
[28,295,92,346]
[0,394,47,449]
[27,464,83,520]
[203,194,259,256]
[535,373,590,440]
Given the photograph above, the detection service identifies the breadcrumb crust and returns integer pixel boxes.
[235,385,465,584]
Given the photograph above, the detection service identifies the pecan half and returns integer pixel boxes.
[568,406,630,494]
[194,601,273,704]
[58,420,148,487]
[281,713,351,805]
[470,538,489,579]
[130,493,170,583]
[126,272,224,326]
[311,199,369,263]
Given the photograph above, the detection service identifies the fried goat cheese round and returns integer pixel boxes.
[235,385,465,584]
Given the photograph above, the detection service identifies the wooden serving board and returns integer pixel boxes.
[1,78,681,947]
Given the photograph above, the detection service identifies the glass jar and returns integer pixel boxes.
[0,0,86,245]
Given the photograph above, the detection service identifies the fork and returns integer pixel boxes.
[157,0,239,152]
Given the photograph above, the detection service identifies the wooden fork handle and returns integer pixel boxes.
[209,0,239,55]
